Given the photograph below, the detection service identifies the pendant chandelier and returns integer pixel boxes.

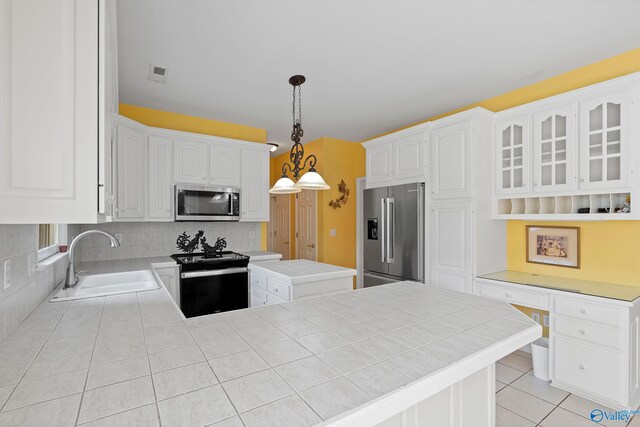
[269,75,330,194]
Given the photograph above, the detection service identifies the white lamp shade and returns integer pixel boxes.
[295,170,330,190]
[269,176,301,194]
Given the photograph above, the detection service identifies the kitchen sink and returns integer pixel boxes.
[50,270,160,302]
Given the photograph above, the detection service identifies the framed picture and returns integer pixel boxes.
[526,225,580,268]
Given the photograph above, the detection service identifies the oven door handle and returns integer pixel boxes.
[181,267,248,279]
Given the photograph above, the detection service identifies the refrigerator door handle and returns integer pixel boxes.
[387,197,395,264]
[380,198,386,263]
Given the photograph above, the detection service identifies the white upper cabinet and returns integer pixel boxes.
[148,135,173,220]
[431,120,472,199]
[115,123,145,219]
[579,91,631,190]
[392,131,426,180]
[365,143,393,185]
[209,143,241,187]
[174,139,208,184]
[0,0,116,223]
[532,105,576,192]
[241,148,270,221]
[495,116,531,195]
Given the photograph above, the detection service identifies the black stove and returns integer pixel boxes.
[171,251,250,272]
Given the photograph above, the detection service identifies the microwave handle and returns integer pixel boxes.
[229,194,234,215]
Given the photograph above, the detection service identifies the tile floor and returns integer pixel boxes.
[496,349,639,427]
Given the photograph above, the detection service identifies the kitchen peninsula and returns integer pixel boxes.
[0,273,539,426]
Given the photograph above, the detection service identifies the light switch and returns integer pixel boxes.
[249,231,255,239]
[330,228,337,237]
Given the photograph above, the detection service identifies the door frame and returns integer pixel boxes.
[295,190,318,261]
[268,194,291,259]
[355,177,365,288]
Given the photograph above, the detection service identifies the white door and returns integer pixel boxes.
[296,190,317,260]
[209,143,240,187]
[240,148,269,221]
[533,105,577,192]
[0,0,102,224]
[148,135,173,220]
[392,131,426,180]
[431,201,472,293]
[366,143,393,186]
[115,124,145,219]
[495,116,531,195]
[579,91,631,190]
[432,120,472,199]
[269,195,291,259]
[173,139,208,184]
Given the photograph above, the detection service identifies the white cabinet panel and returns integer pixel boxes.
[241,148,269,221]
[579,91,631,190]
[431,202,472,293]
[366,144,393,185]
[533,105,576,192]
[209,143,240,187]
[432,121,471,199]
[174,139,208,184]
[392,131,425,180]
[148,135,173,220]
[0,0,104,223]
[115,124,145,219]
[496,116,530,195]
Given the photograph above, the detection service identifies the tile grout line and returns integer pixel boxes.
[534,393,572,427]
[74,297,106,426]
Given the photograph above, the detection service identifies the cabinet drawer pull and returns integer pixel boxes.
[580,308,587,315]
[273,287,279,293]
[579,329,586,335]
[504,292,512,298]
[579,364,585,370]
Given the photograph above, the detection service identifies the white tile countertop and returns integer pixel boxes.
[0,276,538,426]
[248,260,357,285]
[242,251,283,262]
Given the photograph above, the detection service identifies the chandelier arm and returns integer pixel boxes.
[281,162,294,176]
[301,154,317,171]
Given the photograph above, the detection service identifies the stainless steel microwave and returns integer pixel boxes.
[175,185,240,221]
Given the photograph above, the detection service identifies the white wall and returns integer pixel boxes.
[73,222,262,262]
[0,225,68,342]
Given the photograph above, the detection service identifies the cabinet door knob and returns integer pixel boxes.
[580,308,587,315]
[505,292,512,298]
[579,364,585,370]
[579,329,586,335]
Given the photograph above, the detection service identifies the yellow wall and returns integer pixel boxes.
[271,137,366,277]
[364,48,640,288]
[119,104,269,250]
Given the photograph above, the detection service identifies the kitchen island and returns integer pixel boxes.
[248,259,357,306]
[0,260,539,426]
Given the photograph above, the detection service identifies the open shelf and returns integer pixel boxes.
[495,192,632,220]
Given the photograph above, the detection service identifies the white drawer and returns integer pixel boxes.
[250,273,267,291]
[554,315,623,350]
[250,286,267,307]
[266,292,287,305]
[553,296,623,328]
[267,278,291,301]
[476,280,548,310]
[552,336,622,404]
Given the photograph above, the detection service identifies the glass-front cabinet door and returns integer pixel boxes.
[496,116,530,195]
[533,105,576,192]
[579,91,630,190]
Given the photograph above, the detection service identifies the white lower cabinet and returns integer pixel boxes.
[474,277,640,410]
[155,266,179,305]
[249,272,292,306]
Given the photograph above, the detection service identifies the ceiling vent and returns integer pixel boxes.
[148,64,168,83]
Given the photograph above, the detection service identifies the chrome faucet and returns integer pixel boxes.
[65,230,120,289]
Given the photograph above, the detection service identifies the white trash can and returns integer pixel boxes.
[531,338,550,381]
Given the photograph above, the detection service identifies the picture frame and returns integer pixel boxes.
[526,225,580,269]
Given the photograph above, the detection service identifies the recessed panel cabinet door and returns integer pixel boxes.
[173,139,208,184]
[148,135,172,220]
[392,131,426,180]
[579,91,631,190]
[115,124,145,219]
[241,149,269,221]
[0,0,101,223]
[209,143,240,187]
[366,143,392,185]
[431,121,471,199]
[431,202,472,293]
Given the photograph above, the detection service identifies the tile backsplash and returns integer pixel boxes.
[0,224,69,343]
[72,222,262,262]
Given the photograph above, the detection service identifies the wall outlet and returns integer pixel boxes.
[249,231,255,239]
[543,314,550,327]
[3,259,11,290]
[28,252,36,278]
[330,228,337,237]
[531,312,540,323]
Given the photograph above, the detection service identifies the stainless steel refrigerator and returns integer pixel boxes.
[363,182,425,287]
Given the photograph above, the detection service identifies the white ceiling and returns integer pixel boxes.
[117,0,640,155]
